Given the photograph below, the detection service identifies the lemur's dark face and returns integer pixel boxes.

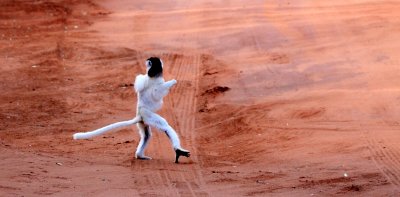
[146,57,163,78]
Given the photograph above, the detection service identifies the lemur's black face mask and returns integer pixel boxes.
[146,57,163,78]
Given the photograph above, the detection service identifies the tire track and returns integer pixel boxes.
[176,66,187,122]
[363,126,400,190]
[153,136,180,197]
[131,133,181,196]
[179,57,193,137]
[184,54,208,196]
[169,54,208,196]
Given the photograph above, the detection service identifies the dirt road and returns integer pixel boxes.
[1,0,400,196]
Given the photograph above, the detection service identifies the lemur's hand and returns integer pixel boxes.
[170,79,177,85]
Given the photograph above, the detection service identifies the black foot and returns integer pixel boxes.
[175,148,190,163]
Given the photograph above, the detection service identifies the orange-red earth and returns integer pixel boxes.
[1,0,400,196]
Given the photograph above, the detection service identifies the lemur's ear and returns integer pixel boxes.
[147,57,163,78]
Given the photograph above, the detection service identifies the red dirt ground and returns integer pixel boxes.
[1,0,400,196]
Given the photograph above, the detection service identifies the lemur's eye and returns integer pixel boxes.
[147,60,152,67]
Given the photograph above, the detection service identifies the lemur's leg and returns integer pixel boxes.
[164,130,191,163]
[135,122,152,160]
[140,108,190,163]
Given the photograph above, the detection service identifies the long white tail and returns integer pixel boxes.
[73,116,141,140]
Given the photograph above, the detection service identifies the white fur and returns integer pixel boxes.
[134,74,146,93]
[73,59,186,160]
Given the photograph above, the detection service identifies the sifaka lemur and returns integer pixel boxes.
[73,57,190,163]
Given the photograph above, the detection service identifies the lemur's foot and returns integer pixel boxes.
[135,155,152,160]
[175,148,190,163]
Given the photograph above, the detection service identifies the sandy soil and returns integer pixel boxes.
[1,0,400,196]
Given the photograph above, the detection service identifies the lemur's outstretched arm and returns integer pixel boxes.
[152,79,177,101]
[163,79,177,89]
